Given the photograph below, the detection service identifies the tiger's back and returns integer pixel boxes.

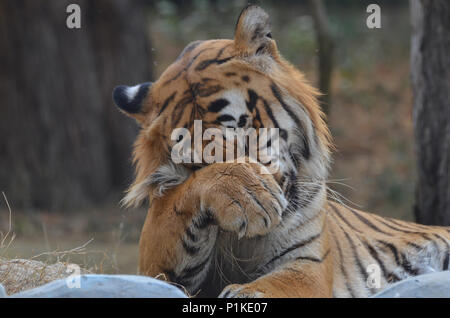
[327,202,450,297]
[198,200,450,297]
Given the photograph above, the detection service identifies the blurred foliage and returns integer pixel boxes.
[147,0,410,72]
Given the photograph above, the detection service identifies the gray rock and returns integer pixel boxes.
[9,274,187,298]
[0,284,6,298]
[373,271,450,298]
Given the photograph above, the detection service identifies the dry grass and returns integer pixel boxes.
[0,257,90,295]
[0,193,91,295]
[0,193,142,296]
[1,192,16,258]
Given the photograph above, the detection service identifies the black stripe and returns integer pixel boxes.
[189,103,206,124]
[443,252,449,270]
[288,144,303,167]
[245,188,271,227]
[194,44,233,71]
[221,290,231,298]
[406,242,423,250]
[192,209,215,229]
[195,56,234,71]
[191,82,224,98]
[283,175,300,217]
[172,95,194,126]
[400,253,419,275]
[376,240,401,266]
[258,138,271,151]
[254,105,263,128]
[362,239,400,283]
[433,234,450,270]
[173,205,183,216]
[254,174,284,209]
[263,232,321,268]
[185,227,198,242]
[260,98,288,140]
[423,233,440,252]
[164,47,215,85]
[181,239,200,255]
[270,84,301,126]
[216,114,235,122]
[176,40,203,61]
[343,230,369,282]
[285,171,298,201]
[279,174,287,189]
[208,99,230,112]
[346,207,394,236]
[432,233,449,246]
[371,217,446,253]
[237,114,248,127]
[270,83,310,159]
[333,217,369,285]
[163,269,178,283]
[379,240,419,276]
[371,215,426,234]
[157,92,177,116]
[330,227,357,297]
[329,203,363,234]
[246,89,258,112]
[297,183,321,209]
[180,252,213,282]
[260,97,280,127]
[295,249,330,263]
[388,217,431,230]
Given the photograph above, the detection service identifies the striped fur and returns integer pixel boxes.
[116,5,450,297]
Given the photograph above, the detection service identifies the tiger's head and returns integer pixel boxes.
[114,5,332,215]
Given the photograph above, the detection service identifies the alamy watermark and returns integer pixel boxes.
[170,120,281,174]
[366,4,381,29]
[366,263,381,289]
[66,264,81,289]
[66,4,81,29]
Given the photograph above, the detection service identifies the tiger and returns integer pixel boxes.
[112,5,450,298]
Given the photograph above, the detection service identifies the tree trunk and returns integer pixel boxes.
[410,0,450,225]
[309,0,334,115]
[0,0,153,210]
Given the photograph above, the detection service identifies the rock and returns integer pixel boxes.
[373,271,450,298]
[0,283,6,298]
[0,258,89,295]
[9,274,188,298]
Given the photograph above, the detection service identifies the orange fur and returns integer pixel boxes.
[115,5,450,298]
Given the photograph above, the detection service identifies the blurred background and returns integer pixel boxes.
[0,0,448,274]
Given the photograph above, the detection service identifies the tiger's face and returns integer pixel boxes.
[114,5,332,213]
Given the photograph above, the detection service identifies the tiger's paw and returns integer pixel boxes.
[218,283,266,298]
[198,162,288,238]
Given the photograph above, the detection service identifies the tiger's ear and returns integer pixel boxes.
[113,82,152,120]
[234,5,273,55]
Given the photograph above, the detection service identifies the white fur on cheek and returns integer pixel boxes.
[121,162,191,207]
[148,162,191,196]
[220,90,249,119]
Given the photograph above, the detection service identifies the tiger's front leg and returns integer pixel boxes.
[138,162,287,295]
[219,252,334,298]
